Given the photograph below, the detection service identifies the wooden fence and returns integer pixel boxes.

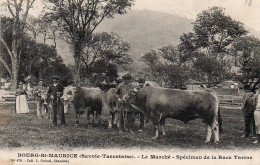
[218,95,243,107]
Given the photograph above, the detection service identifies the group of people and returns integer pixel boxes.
[15,74,260,144]
[15,74,147,131]
[241,87,260,144]
[115,74,147,133]
[16,75,66,127]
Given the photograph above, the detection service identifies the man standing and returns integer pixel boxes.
[47,75,66,127]
[34,80,47,119]
[253,87,260,143]
[115,74,135,133]
[241,91,256,138]
[135,78,146,132]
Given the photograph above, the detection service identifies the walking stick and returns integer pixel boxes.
[49,98,54,128]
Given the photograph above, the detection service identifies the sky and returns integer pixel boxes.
[132,0,260,31]
[1,0,260,31]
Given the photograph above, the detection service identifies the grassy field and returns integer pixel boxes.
[0,103,259,150]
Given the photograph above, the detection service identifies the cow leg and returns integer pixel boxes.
[160,118,166,136]
[87,110,93,126]
[138,112,145,132]
[205,124,212,143]
[118,110,125,132]
[113,112,117,125]
[108,112,116,129]
[75,112,80,127]
[152,119,159,140]
[115,112,120,129]
[108,112,113,129]
[96,111,101,125]
[212,118,220,143]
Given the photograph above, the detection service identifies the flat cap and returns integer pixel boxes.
[122,74,132,80]
[52,75,60,80]
[138,78,145,83]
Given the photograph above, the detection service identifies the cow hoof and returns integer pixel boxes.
[152,136,158,140]
[137,129,143,132]
[129,130,134,134]
[205,140,210,144]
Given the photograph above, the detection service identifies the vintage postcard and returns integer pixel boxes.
[0,0,260,164]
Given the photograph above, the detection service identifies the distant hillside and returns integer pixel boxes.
[54,9,260,73]
[56,9,193,66]
[97,10,193,60]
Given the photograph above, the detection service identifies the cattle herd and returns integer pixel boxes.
[53,83,222,144]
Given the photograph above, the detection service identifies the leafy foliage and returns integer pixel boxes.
[80,32,132,85]
[192,54,232,86]
[192,7,248,56]
[19,38,73,86]
[0,0,36,90]
[44,0,134,76]
[141,45,190,88]
[177,7,248,85]
[231,36,260,91]
[0,16,73,86]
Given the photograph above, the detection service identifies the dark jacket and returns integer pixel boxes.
[47,83,64,101]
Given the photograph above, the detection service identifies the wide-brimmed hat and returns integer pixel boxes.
[52,75,60,80]
[138,78,145,83]
[122,74,132,81]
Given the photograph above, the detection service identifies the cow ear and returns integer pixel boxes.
[76,86,81,91]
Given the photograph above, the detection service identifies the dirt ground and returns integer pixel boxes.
[0,103,259,150]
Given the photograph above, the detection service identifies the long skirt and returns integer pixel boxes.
[254,109,260,134]
[16,95,30,114]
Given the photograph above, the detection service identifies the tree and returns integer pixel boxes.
[231,36,260,91]
[0,0,36,90]
[80,32,132,85]
[141,50,167,86]
[1,16,72,86]
[20,40,73,85]
[178,7,248,85]
[192,54,232,86]
[192,7,247,56]
[44,0,134,79]
[141,45,190,88]
[0,17,13,79]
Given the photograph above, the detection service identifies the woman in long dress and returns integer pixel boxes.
[16,82,30,114]
[253,88,260,143]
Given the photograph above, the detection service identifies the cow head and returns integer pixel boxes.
[61,86,76,103]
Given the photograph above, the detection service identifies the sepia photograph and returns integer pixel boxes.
[0,0,260,164]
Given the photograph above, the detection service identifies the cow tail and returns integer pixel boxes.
[218,104,223,134]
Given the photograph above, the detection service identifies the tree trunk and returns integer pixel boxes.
[73,41,84,81]
[11,57,19,91]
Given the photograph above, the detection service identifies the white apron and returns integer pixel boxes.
[254,94,260,134]
[16,95,30,114]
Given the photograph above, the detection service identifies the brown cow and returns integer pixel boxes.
[62,86,103,126]
[102,88,119,129]
[133,86,222,143]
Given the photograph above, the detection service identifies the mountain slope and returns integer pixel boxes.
[57,9,193,65]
